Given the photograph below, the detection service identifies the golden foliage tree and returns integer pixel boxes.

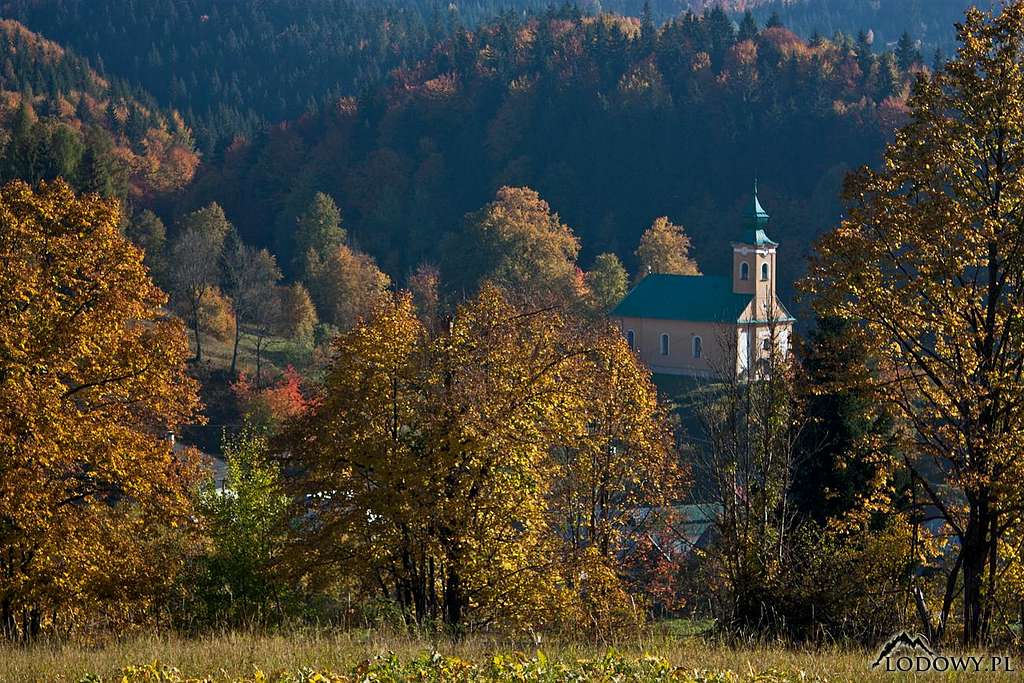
[549,321,684,626]
[451,186,581,303]
[804,1,1024,645]
[634,216,700,281]
[279,286,681,633]
[0,180,203,640]
[306,243,390,330]
[275,282,318,344]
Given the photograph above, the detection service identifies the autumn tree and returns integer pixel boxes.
[585,252,629,315]
[549,318,685,626]
[198,286,237,345]
[449,186,581,303]
[233,366,308,433]
[169,202,231,361]
[634,216,700,281]
[307,243,390,330]
[0,180,203,640]
[803,1,1024,645]
[408,262,441,329]
[223,235,283,379]
[279,286,681,633]
[275,282,317,345]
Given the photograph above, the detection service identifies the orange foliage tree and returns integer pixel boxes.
[0,180,203,640]
[279,287,683,633]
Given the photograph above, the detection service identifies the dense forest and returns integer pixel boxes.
[0,19,197,200]
[752,0,991,53]
[0,0,453,150]
[0,0,964,152]
[175,7,920,308]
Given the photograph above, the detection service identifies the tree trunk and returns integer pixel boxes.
[1,596,14,641]
[230,319,242,375]
[444,568,463,634]
[961,499,990,646]
[192,297,203,362]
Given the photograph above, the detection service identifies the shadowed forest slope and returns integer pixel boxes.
[0,19,197,200]
[176,9,921,307]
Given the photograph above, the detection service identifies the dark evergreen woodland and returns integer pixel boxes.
[0,0,966,152]
[0,19,197,200]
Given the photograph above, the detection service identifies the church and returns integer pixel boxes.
[611,186,795,378]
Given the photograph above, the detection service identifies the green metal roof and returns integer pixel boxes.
[751,181,769,221]
[747,228,778,246]
[611,274,752,322]
[739,181,778,246]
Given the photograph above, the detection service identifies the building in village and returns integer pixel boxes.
[611,185,795,378]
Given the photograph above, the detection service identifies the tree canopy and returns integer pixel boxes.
[0,180,203,639]
[804,1,1024,645]
[279,287,682,632]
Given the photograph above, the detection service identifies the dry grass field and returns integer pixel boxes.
[0,628,1016,682]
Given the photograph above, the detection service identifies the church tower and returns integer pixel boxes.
[610,178,794,380]
[731,181,778,320]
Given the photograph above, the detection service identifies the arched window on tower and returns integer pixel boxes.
[626,329,635,350]
[740,262,749,281]
[693,336,702,359]
[660,333,670,356]
[761,262,770,281]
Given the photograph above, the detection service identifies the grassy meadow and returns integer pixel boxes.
[0,627,1016,682]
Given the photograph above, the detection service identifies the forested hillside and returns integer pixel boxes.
[0,19,197,200]
[2,0,956,152]
[6,0,1024,657]
[0,0,460,150]
[178,8,919,304]
[752,0,989,52]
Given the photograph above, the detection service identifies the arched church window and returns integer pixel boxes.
[740,262,749,281]
[693,336,702,359]
[660,333,670,356]
[626,329,635,350]
[761,262,770,281]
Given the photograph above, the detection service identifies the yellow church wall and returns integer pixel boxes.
[616,316,736,377]
[615,313,794,379]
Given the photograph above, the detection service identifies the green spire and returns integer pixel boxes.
[741,178,778,246]
[751,178,769,223]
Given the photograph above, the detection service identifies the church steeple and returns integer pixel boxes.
[750,178,768,223]
[742,178,777,246]
[732,180,779,297]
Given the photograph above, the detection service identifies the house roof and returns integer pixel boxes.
[611,274,752,323]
